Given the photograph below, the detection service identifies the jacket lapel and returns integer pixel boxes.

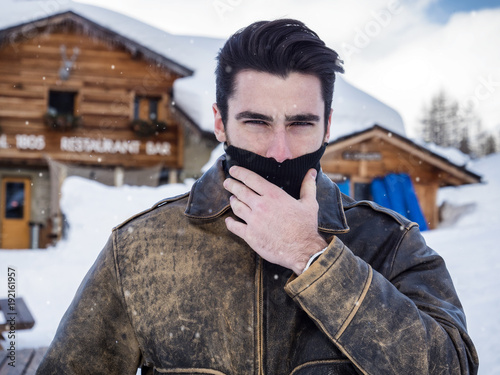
[184,155,350,234]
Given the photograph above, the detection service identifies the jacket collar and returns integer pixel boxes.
[184,155,350,234]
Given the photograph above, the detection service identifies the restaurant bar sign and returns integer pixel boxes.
[0,133,172,156]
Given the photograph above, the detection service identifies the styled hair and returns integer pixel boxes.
[215,19,344,127]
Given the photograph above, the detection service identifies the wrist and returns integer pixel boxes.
[302,246,327,273]
[293,237,328,275]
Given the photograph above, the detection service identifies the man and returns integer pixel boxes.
[37,19,478,374]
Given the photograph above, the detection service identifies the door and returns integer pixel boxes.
[1,177,31,249]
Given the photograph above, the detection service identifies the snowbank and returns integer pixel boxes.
[422,153,500,373]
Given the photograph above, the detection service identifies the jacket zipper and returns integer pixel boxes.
[256,256,264,375]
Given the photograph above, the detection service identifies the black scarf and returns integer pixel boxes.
[223,143,326,199]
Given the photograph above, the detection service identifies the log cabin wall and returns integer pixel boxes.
[0,20,195,248]
[0,23,183,169]
[321,136,444,229]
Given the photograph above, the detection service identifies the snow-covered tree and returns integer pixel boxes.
[419,90,489,157]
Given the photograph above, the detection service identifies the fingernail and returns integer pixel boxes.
[311,169,317,179]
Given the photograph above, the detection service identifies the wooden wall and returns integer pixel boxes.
[322,136,442,229]
[0,27,183,168]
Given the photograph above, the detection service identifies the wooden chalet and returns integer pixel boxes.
[0,4,482,249]
[321,125,481,229]
[0,10,217,249]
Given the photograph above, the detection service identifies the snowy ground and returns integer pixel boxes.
[1,154,499,374]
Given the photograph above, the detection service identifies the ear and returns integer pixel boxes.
[213,103,227,143]
[324,108,333,143]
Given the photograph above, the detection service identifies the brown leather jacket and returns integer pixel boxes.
[37,157,479,374]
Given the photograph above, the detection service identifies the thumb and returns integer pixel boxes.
[299,168,317,201]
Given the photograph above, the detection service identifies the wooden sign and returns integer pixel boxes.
[342,151,382,161]
[0,128,181,168]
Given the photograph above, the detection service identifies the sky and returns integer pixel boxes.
[426,0,500,22]
[70,0,500,139]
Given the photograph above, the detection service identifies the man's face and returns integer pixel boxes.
[213,70,331,162]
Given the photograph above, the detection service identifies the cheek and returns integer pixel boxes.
[237,138,270,157]
[289,130,325,153]
[226,126,267,152]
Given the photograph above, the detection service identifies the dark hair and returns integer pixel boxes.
[215,19,344,128]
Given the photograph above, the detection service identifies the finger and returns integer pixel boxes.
[228,166,271,196]
[225,216,247,239]
[299,168,318,201]
[229,195,252,221]
[224,177,259,206]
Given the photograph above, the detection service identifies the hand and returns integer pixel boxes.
[223,166,328,275]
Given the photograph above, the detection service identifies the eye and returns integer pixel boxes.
[244,120,268,126]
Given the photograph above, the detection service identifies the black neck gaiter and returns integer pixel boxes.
[223,143,326,199]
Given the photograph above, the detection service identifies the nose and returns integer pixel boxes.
[265,129,293,163]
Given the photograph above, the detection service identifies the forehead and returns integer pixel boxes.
[229,70,324,116]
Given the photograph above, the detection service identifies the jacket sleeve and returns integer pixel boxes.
[36,235,142,375]
[284,225,479,375]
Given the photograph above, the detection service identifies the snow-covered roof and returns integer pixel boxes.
[1,0,405,140]
[412,139,472,168]
[330,76,405,140]
[328,124,481,183]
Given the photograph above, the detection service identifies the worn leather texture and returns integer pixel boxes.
[37,156,478,375]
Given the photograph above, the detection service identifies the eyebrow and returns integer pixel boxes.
[235,111,273,122]
[285,114,321,122]
[235,111,320,123]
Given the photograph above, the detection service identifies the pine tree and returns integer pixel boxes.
[420,90,455,147]
[458,132,471,155]
[457,103,482,157]
[420,90,485,157]
[484,135,496,155]
[479,134,497,156]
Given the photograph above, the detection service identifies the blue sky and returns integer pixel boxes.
[427,0,500,22]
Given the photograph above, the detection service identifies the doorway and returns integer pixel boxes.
[1,177,31,249]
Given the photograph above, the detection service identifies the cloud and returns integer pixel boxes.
[75,0,500,136]
[342,6,500,136]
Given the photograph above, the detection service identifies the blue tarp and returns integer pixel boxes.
[336,179,350,196]
[371,173,428,231]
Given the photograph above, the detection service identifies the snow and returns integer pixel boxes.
[330,75,406,141]
[2,0,406,139]
[0,0,496,370]
[412,139,473,168]
[1,154,499,373]
[201,142,224,173]
[0,178,194,350]
[423,153,500,374]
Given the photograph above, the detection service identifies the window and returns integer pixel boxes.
[134,96,160,121]
[48,90,77,115]
[5,182,25,219]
